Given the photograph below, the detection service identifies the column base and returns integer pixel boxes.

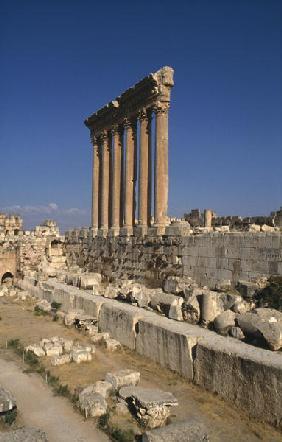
[148,225,166,236]
[108,227,120,237]
[90,227,98,238]
[120,226,133,236]
[97,227,108,237]
[134,225,148,236]
[165,222,191,236]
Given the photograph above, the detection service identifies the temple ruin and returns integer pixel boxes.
[0,67,281,440]
[85,66,174,236]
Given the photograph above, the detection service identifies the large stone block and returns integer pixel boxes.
[98,302,143,350]
[194,335,282,428]
[135,314,209,380]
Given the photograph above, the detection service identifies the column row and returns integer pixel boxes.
[91,106,169,236]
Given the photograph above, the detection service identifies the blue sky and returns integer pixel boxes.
[0,0,281,231]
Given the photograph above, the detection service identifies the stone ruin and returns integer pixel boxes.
[0,67,281,438]
[85,66,174,236]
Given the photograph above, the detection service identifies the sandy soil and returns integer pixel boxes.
[0,358,108,442]
[0,296,281,442]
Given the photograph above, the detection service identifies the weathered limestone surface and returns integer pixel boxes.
[194,334,282,428]
[135,315,209,380]
[142,420,209,442]
[18,277,282,429]
[65,231,282,288]
[99,303,143,350]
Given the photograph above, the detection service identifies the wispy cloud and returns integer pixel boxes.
[1,203,87,216]
[0,203,89,232]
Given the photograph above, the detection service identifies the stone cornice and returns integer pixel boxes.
[85,66,174,136]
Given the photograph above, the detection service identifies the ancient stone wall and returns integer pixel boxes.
[0,249,17,282]
[18,276,282,429]
[65,231,282,288]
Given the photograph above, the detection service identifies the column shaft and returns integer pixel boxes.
[138,110,152,228]
[124,119,137,232]
[100,131,110,233]
[154,106,169,227]
[91,136,99,231]
[111,126,122,234]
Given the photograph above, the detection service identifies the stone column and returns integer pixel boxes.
[91,134,99,235]
[110,125,122,235]
[121,118,137,235]
[154,105,169,233]
[100,130,110,236]
[204,209,213,228]
[137,109,152,234]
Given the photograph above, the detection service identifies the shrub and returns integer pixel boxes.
[3,408,17,426]
[51,301,62,311]
[34,305,48,316]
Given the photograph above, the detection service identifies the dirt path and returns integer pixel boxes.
[0,358,108,442]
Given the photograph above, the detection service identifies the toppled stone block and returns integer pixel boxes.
[261,224,275,232]
[150,292,183,318]
[90,332,110,344]
[230,326,245,340]
[182,295,200,324]
[62,339,73,353]
[51,353,71,366]
[78,389,107,418]
[103,338,121,352]
[79,272,102,290]
[0,287,8,297]
[35,299,52,313]
[105,369,140,390]
[119,386,178,429]
[127,285,151,308]
[71,349,93,364]
[232,299,251,314]
[64,309,85,326]
[104,284,120,299]
[0,427,48,442]
[214,310,236,336]
[248,223,261,232]
[25,345,45,358]
[92,381,112,398]
[0,386,16,413]
[236,280,259,299]
[44,343,63,357]
[142,420,209,441]
[168,298,184,321]
[201,291,224,326]
[85,324,99,336]
[237,308,282,350]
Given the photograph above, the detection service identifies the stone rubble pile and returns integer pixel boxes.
[119,386,178,429]
[77,368,178,431]
[0,286,34,302]
[25,336,95,365]
[0,386,16,414]
[69,271,282,352]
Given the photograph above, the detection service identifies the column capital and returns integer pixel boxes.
[111,124,124,139]
[153,104,170,115]
[138,108,150,121]
[123,117,137,129]
[99,130,109,142]
[111,124,119,135]
[90,130,98,145]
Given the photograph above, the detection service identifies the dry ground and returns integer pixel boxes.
[0,296,281,442]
